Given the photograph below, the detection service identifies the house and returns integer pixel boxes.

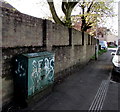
[95,27,118,46]
[96,27,108,41]
[0,0,17,10]
[105,30,118,45]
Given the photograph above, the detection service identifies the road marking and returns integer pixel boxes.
[88,80,110,112]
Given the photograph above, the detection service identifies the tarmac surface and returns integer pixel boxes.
[25,48,119,111]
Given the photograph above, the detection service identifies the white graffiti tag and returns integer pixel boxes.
[30,57,54,95]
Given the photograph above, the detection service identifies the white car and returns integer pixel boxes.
[111,47,120,81]
[99,41,107,49]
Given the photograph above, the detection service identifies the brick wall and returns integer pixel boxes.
[1,7,96,107]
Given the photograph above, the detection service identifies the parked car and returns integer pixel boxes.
[111,46,120,82]
[99,41,107,49]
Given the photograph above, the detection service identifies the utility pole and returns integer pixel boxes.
[95,12,98,60]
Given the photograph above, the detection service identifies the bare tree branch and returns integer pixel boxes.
[47,0,65,25]
[87,1,94,13]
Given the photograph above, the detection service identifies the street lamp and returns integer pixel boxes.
[95,12,98,60]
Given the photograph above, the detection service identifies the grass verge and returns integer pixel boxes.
[108,46,117,48]
[91,49,107,60]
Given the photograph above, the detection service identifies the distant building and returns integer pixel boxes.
[72,16,82,31]
[0,0,17,11]
[105,30,118,45]
[96,27,118,45]
[96,27,108,41]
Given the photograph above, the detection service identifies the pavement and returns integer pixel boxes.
[20,48,119,111]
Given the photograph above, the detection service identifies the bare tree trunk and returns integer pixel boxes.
[47,0,65,25]
[65,7,72,26]
[81,5,85,31]
[48,0,79,27]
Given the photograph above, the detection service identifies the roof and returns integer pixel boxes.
[0,0,17,10]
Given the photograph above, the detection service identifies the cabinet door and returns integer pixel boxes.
[14,56,28,99]
[41,56,54,86]
[28,57,44,97]
[27,55,55,97]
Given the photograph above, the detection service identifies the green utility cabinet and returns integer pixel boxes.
[14,52,55,105]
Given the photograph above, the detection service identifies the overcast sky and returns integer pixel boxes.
[4,0,120,36]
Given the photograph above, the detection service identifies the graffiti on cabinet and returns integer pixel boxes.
[30,57,54,94]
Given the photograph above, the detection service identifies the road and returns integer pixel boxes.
[26,49,119,111]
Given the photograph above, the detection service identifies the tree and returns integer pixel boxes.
[76,0,115,32]
[47,0,79,27]
[47,0,115,32]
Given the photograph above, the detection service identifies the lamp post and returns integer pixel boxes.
[95,12,98,60]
